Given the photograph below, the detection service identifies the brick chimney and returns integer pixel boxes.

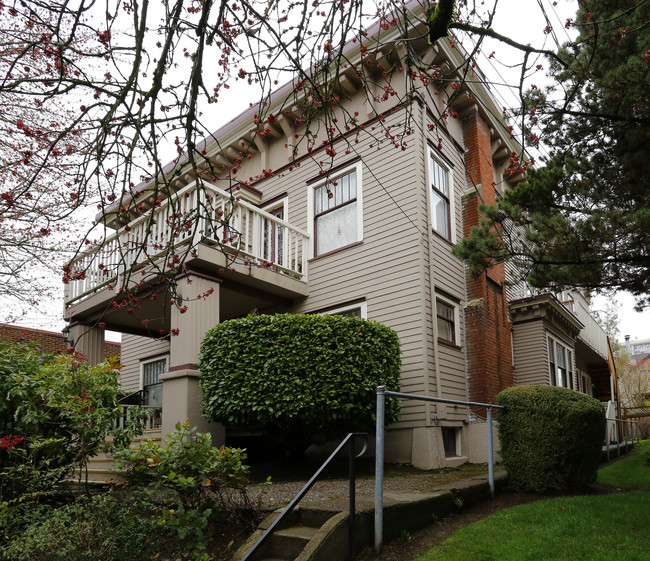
[461,112,514,411]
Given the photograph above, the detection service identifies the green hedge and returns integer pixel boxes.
[497,385,606,491]
[198,314,401,450]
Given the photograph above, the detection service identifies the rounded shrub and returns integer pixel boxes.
[198,314,401,451]
[497,385,606,492]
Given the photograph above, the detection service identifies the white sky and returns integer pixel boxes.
[5,0,648,344]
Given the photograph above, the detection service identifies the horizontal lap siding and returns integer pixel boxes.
[512,321,547,386]
[287,111,430,427]
[120,334,170,393]
[426,124,468,419]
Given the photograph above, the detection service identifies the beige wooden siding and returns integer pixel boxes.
[120,334,170,393]
[512,320,548,386]
[425,119,468,422]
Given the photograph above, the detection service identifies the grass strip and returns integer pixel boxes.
[597,440,650,490]
[414,492,650,561]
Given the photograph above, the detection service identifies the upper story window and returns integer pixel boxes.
[310,162,363,257]
[436,297,459,345]
[548,335,574,390]
[429,153,452,240]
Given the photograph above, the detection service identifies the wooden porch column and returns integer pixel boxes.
[159,272,224,443]
[69,323,105,365]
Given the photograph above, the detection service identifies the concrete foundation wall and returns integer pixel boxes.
[466,421,502,464]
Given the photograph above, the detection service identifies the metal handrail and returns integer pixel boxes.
[374,386,505,553]
[118,389,144,405]
[240,432,368,561]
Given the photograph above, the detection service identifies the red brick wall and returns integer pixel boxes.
[0,324,120,360]
[461,113,514,410]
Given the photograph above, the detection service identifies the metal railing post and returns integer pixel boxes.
[487,407,495,498]
[374,386,386,554]
[616,419,621,457]
[348,435,357,561]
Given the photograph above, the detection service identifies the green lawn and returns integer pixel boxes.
[414,441,650,561]
[597,440,650,491]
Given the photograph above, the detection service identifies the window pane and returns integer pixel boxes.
[431,190,450,238]
[335,308,361,318]
[548,338,556,385]
[143,359,166,386]
[556,343,566,368]
[437,317,454,342]
[430,156,449,196]
[437,300,455,343]
[316,201,357,254]
[316,170,355,214]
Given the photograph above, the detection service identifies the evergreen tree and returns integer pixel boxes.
[454,0,650,307]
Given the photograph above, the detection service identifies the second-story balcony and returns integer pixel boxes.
[559,291,609,361]
[64,179,310,330]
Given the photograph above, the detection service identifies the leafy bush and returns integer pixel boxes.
[113,420,254,513]
[198,314,401,451]
[497,385,606,491]
[0,343,145,501]
[113,421,261,557]
[2,492,159,561]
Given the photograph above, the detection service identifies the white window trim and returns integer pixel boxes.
[260,197,289,263]
[435,294,460,346]
[139,355,169,391]
[427,152,455,243]
[262,197,289,218]
[318,301,368,319]
[307,161,364,258]
[547,334,574,390]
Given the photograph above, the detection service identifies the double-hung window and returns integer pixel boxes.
[436,300,456,344]
[547,336,574,390]
[436,296,459,345]
[311,163,362,256]
[429,154,451,240]
[141,356,167,407]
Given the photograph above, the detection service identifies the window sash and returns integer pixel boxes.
[314,171,357,215]
[429,155,451,239]
[436,300,456,344]
[143,358,166,387]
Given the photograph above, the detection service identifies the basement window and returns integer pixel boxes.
[442,427,461,458]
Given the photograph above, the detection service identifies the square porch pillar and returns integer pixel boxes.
[160,272,224,443]
[69,323,105,365]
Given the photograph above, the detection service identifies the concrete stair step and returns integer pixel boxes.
[269,525,318,559]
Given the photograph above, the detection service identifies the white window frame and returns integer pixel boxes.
[318,301,368,319]
[435,295,460,346]
[261,197,289,266]
[547,335,574,390]
[428,152,454,242]
[307,161,363,258]
[139,355,169,392]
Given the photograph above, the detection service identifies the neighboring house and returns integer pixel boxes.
[625,336,650,362]
[61,4,616,468]
[0,323,120,359]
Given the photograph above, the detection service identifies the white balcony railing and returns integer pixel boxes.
[565,294,609,359]
[64,180,309,305]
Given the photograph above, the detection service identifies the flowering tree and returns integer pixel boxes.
[2,0,648,321]
[0,343,145,501]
